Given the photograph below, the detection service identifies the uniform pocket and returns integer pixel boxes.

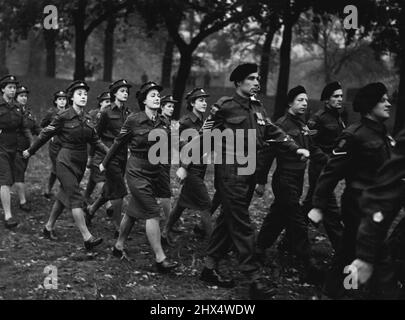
[63,121,80,129]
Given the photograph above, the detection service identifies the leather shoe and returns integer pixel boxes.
[19,202,31,212]
[84,236,103,250]
[155,258,178,273]
[200,267,235,288]
[249,280,277,299]
[43,227,58,240]
[4,217,19,229]
[112,246,130,260]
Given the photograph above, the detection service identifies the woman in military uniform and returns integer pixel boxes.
[83,91,111,204]
[13,84,41,212]
[23,81,107,250]
[309,82,395,298]
[157,95,177,224]
[256,86,326,281]
[0,75,31,229]
[162,88,213,245]
[100,81,178,273]
[41,90,69,198]
[85,80,131,238]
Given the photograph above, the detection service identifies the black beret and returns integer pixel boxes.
[16,85,29,95]
[0,74,18,87]
[97,91,111,102]
[321,81,342,101]
[136,81,163,110]
[353,82,388,114]
[287,85,307,103]
[161,95,178,105]
[109,79,132,94]
[229,63,258,82]
[66,80,90,95]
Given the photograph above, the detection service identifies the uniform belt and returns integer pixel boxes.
[132,151,149,160]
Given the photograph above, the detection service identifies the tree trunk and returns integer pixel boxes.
[0,34,8,75]
[273,19,293,121]
[43,29,56,78]
[103,15,116,82]
[27,29,46,76]
[259,27,276,95]
[172,50,193,119]
[161,38,175,88]
[73,0,88,80]
[394,3,405,135]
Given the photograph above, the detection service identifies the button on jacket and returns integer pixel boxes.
[0,96,31,153]
[313,117,395,210]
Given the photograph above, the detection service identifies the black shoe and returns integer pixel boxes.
[43,227,58,240]
[106,207,114,218]
[249,280,277,299]
[112,246,130,260]
[161,234,175,247]
[19,202,31,212]
[4,217,19,229]
[193,224,206,238]
[155,258,178,273]
[200,267,235,288]
[84,236,103,250]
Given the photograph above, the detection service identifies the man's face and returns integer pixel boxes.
[326,89,343,109]
[237,72,260,96]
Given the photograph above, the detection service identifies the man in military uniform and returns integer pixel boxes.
[303,82,346,251]
[309,82,395,298]
[0,75,31,229]
[177,63,310,298]
[349,128,405,299]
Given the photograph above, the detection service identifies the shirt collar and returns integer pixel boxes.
[189,111,202,124]
[139,111,161,125]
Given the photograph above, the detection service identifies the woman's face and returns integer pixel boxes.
[115,87,129,102]
[192,97,207,114]
[161,102,174,117]
[55,97,67,111]
[72,89,88,107]
[16,93,28,106]
[144,89,160,110]
[1,83,16,99]
[370,93,391,121]
[289,93,308,116]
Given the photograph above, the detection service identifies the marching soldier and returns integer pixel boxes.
[157,95,178,226]
[23,81,107,250]
[162,88,213,245]
[83,91,111,205]
[303,81,346,251]
[85,80,131,238]
[100,81,178,273]
[14,84,41,212]
[308,82,395,298]
[350,128,405,299]
[41,90,69,198]
[256,86,327,281]
[0,75,31,228]
[176,63,310,298]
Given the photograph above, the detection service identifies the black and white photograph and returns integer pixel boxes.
[0,0,405,306]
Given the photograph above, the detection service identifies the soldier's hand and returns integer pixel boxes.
[255,184,265,197]
[99,163,105,173]
[350,259,374,285]
[296,148,310,161]
[308,208,323,224]
[176,167,187,183]
[22,150,30,159]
